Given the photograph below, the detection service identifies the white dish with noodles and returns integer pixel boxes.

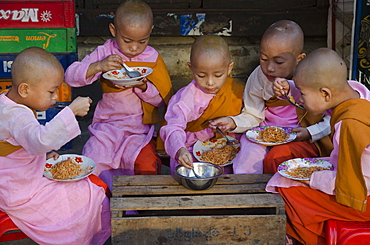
[102,67,153,86]
[246,126,297,146]
[277,158,333,181]
[44,154,96,182]
[193,137,240,167]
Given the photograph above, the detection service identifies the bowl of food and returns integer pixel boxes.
[102,66,153,86]
[176,162,223,191]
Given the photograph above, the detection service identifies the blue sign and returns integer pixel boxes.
[351,0,370,88]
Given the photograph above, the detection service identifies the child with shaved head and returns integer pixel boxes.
[210,20,332,174]
[160,35,244,174]
[65,0,172,189]
[266,48,370,244]
[0,47,110,244]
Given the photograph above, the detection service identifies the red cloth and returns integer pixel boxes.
[134,139,161,175]
[278,186,370,245]
[263,141,320,174]
[88,174,111,197]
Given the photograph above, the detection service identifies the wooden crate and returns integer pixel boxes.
[111,174,286,245]
[0,28,76,53]
[0,1,75,28]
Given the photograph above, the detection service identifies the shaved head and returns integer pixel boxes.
[294,48,348,91]
[11,47,64,86]
[114,0,153,28]
[190,35,231,65]
[262,20,304,56]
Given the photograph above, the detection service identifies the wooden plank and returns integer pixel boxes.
[112,174,273,186]
[111,215,286,244]
[112,183,268,196]
[111,193,284,211]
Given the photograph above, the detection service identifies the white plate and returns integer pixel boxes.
[102,67,153,86]
[193,137,240,167]
[277,158,333,181]
[44,154,96,182]
[246,126,297,146]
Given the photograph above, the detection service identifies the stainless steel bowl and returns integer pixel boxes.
[176,162,223,190]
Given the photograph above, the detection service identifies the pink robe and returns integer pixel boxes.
[230,66,330,174]
[160,80,238,175]
[0,93,110,245]
[266,80,370,193]
[65,40,165,188]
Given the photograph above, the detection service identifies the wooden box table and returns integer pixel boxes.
[111,174,286,245]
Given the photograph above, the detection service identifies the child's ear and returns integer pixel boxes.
[109,23,116,37]
[187,62,192,70]
[17,83,29,98]
[227,61,234,75]
[297,53,306,63]
[320,87,332,102]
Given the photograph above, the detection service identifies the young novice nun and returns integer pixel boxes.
[0,47,110,245]
[267,48,370,245]
[160,35,244,174]
[209,20,333,174]
[65,0,172,189]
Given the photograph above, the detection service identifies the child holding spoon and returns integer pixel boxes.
[266,48,370,245]
[65,0,173,190]
[159,35,244,174]
[209,20,333,174]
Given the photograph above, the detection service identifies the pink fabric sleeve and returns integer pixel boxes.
[134,82,165,107]
[160,83,215,158]
[7,106,80,155]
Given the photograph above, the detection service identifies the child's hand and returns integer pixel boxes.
[114,77,147,91]
[273,78,290,97]
[176,147,193,169]
[46,151,59,160]
[209,117,236,132]
[98,54,123,72]
[291,127,311,142]
[68,96,92,116]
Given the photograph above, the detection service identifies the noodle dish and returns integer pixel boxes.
[246,126,296,146]
[102,67,153,86]
[277,158,333,180]
[193,137,240,166]
[44,154,96,182]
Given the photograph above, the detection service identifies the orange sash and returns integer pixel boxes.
[331,98,370,212]
[100,54,173,125]
[266,96,333,157]
[186,77,244,132]
[156,77,244,152]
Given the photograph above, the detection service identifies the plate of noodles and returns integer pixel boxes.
[193,137,240,167]
[102,67,153,86]
[246,126,297,146]
[44,154,96,182]
[277,158,333,181]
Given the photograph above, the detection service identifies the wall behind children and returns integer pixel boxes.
[75,0,329,91]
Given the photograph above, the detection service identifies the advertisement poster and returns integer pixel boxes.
[351,0,370,88]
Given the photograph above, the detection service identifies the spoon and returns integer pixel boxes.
[215,126,239,145]
[283,90,305,109]
[192,167,202,178]
[121,63,142,78]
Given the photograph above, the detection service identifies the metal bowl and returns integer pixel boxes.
[176,162,223,191]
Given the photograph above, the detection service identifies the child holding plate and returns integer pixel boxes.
[65,0,173,189]
[209,20,333,174]
[159,35,244,174]
[0,47,110,244]
[266,48,370,245]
